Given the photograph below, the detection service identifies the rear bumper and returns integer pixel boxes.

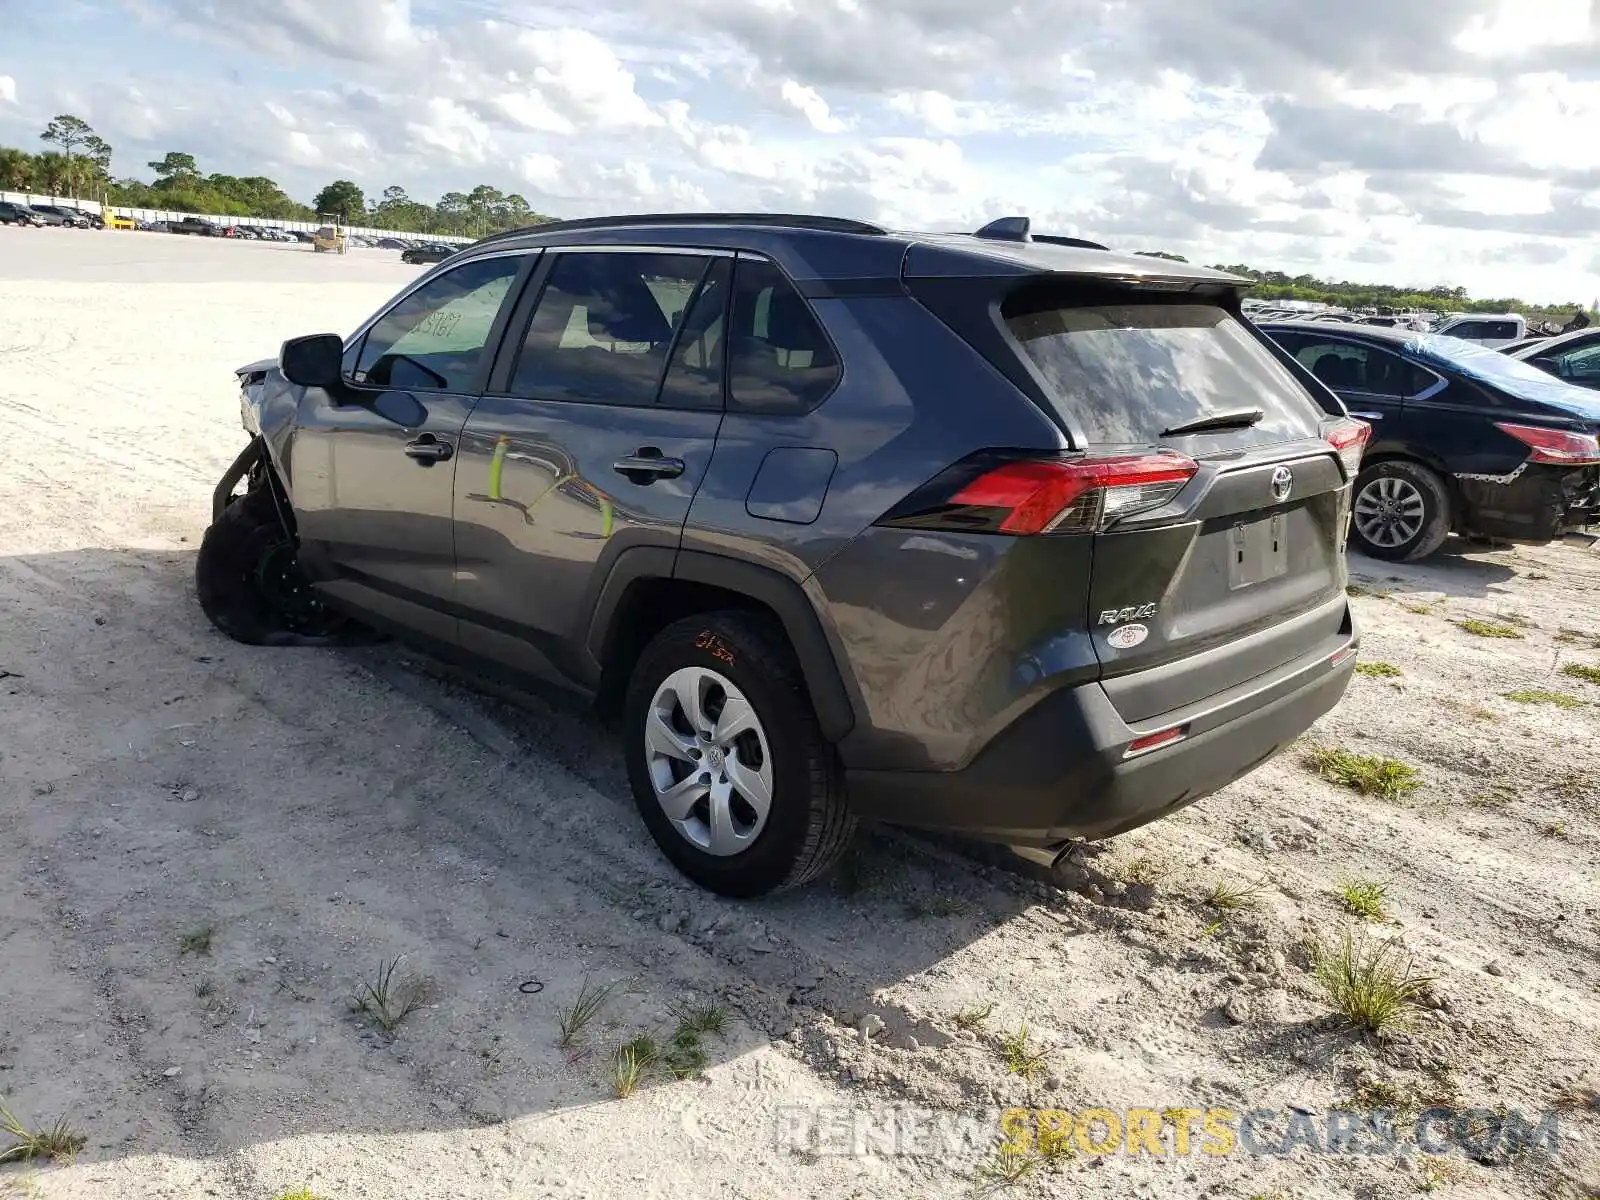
[1459,464,1600,542]
[846,614,1357,847]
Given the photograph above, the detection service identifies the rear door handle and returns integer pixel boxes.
[404,434,453,464]
[1346,411,1384,420]
[613,449,685,483]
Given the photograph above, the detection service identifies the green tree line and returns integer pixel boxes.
[1137,254,1593,324]
[0,114,554,237]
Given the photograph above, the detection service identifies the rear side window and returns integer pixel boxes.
[1550,340,1600,384]
[1004,296,1326,446]
[727,259,840,413]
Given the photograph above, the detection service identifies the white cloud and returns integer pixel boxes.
[779,80,847,133]
[0,0,1594,301]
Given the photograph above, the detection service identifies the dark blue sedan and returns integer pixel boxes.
[1260,321,1600,560]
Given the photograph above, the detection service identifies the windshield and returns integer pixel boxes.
[1004,298,1328,447]
[1402,334,1600,418]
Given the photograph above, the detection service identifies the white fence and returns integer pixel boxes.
[0,191,474,243]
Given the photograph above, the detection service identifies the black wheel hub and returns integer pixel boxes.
[253,537,342,637]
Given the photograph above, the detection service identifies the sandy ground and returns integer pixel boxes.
[1,226,1597,1200]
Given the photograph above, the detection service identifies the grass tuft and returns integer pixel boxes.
[1355,661,1402,678]
[1504,690,1586,709]
[556,975,617,1049]
[954,1001,995,1032]
[1205,877,1267,912]
[352,956,428,1034]
[1561,662,1600,686]
[611,1042,653,1099]
[1114,853,1172,886]
[1455,618,1524,639]
[1312,932,1433,1036]
[663,1025,709,1080]
[974,1145,1039,1190]
[0,1102,86,1165]
[1307,747,1421,801]
[178,925,214,956]
[998,1025,1048,1081]
[667,1002,728,1038]
[273,1189,327,1200]
[1338,879,1390,920]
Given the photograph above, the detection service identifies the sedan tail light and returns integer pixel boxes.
[879,450,1198,535]
[1493,421,1600,466]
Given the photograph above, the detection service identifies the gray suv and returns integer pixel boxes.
[197,213,1366,896]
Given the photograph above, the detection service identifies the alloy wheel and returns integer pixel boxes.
[1354,476,1426,549]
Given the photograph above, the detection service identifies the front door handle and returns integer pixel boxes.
[613,448,685,483]
[1346,411,1384,421]
[404,434,453,464]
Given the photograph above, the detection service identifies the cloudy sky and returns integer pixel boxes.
[1,0,1597,302]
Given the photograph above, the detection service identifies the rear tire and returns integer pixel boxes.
[621,611,855,897]
[1350,461,1451,562]
[195,481,355,646]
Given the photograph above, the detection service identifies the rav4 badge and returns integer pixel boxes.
[1106,623,1149,649]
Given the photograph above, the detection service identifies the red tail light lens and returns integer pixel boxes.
[1493,421,1600,465]
[884,451,1198,535]
[1321,417,1371,477]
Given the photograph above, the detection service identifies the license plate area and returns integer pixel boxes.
[1229,514,1288,590]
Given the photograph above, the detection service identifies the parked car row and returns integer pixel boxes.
[1257,319,1600,561]
[1,204,472,256]
[0,201,104,228]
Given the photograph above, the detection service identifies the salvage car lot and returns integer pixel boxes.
[1,227,1597,1200]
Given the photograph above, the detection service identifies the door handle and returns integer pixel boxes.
[613,449,685,483]
[1346,411,1384,420]
[404,435,453,464]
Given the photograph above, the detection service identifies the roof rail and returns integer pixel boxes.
[973,215,1108,252]
[471,212,889,247]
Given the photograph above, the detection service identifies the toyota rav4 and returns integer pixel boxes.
[198,213,1365,896]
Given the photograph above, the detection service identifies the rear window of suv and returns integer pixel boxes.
[1003,293,1327,447]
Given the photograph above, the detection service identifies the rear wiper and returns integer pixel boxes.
[1162,407,1265,437]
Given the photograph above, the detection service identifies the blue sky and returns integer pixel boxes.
[2,0,1598,303]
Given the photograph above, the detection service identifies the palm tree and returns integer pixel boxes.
[0,147,35,191]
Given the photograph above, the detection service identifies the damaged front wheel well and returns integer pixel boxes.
[212,437,296,539]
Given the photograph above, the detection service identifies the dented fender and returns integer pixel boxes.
[233,356,301,495]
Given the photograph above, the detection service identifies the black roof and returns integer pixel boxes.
[462,212,1248,289]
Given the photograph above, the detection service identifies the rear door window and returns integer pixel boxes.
[1287,338,1435,396]
[1003,296,1325,447]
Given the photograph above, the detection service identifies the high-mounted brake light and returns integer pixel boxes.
[883,451,1199,536]
[1321,417,1371,477]
[1492,421,1600,466]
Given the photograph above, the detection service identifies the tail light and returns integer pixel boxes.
[879,450,1198,535]
[1493,422,1600,465]
[1321,417,1372,477]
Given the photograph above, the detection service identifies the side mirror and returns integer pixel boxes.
[279,333,344,389]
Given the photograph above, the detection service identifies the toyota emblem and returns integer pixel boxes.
[1270,465,1293,502]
